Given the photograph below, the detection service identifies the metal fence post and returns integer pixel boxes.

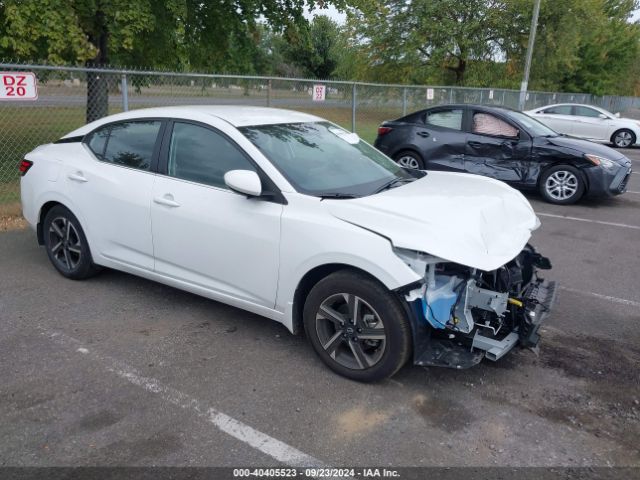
[402,87,407,116]
[351,83,357,133]
[267,79,272,107]
[121,74,129,112]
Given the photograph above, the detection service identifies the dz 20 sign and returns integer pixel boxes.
[0,72,38,100]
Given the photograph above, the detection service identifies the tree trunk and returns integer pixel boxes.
[455,58,466,85]
[86,11,109,123]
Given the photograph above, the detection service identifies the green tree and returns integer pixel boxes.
[272,15,345,79]
[0,0,346,120]
[344,0,527,85]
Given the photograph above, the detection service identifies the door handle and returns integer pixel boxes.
[416,131,430,138]
[468,141,484,148]
[153,194,181,208]
[68,172,88,183]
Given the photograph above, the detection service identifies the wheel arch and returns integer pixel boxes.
[291,263,401,336]
[610,128,636,146]
[536,161,590,194]
[390,146,424,161]
[37,200,66,245]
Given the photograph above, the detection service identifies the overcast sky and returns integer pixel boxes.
[305,5,640,24]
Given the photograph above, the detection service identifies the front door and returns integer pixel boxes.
[571,105,609,141]
[464,111,532,185]
[150,120,283,308]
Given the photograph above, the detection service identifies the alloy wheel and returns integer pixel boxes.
[48,216,82,271]
[614,131,633,148]
[545,170,578,201]
[396,155,420,169]
[315,293,386,370]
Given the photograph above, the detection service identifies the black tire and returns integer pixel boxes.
[394,150,425,170]
[303,270,412,382]
[539,164,585,205]
[611,129,636,148]
[42,205,100,280]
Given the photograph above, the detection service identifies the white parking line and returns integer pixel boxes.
[626,190,640,194]
[44,329,325,468]
[559,286,640,308]
[536,212,640,230]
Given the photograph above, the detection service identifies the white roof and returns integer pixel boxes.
[63,106,324,138]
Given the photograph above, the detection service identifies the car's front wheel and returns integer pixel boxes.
[611,129,636,148]
[303,270,412,382]
[43,205,100,280]
[539,165,585,205]
[394,150,425,170]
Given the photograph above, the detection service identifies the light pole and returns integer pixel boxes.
[518,0,541,111]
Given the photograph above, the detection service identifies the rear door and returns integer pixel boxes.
[417,107,466,172]
[464,110,533,185]
[66,119,164,270]
[534,105,574,134]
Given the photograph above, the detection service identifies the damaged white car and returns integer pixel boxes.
[20,106,556,382]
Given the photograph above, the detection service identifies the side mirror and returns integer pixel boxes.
[224,170,262,197]
[615,112,621,118]
[598,113,607,119]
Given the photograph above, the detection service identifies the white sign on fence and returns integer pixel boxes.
[312,84,326,102]
[489,90,494,100]
[0,72,38,100]
[426,88,434,100]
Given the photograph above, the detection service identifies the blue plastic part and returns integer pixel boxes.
[421,275,459,329]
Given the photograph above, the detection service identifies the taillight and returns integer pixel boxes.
[378,126,393,136]
[19,159,33,176]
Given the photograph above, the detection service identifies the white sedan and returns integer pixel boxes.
[20,106,555,382]
[525,103,640,148]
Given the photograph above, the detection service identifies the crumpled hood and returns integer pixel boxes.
[324,172,540,271]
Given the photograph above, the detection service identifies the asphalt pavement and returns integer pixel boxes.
[1,148,639,469]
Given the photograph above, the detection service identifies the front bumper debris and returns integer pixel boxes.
[406,246,556,369]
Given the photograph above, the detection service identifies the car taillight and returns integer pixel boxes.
[19,159,33,176]
[378,126,393,136]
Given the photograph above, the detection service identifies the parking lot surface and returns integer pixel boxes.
[1,148,639,468]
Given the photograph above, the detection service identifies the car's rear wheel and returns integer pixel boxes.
[539,165,585,205]
[43,205,100,280]
[303,270,412,382]
[394,150,425,170]
[611,129,636,148]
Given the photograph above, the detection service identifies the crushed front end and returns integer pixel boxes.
[398,245,556,369]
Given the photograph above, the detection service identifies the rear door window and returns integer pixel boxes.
[86,120,162,171]
[542,105,572,115]
[425,109,463,130]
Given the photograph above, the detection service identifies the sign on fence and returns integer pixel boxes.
[0,72,38,100]
[426,88,434,100]
[312,84,326,102]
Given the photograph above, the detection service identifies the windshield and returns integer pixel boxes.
[508,111,559,137]
[239,122,420,197]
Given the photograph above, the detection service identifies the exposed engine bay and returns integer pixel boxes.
[399,245,556,368]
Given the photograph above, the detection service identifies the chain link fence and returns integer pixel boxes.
[2,63,640,206]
